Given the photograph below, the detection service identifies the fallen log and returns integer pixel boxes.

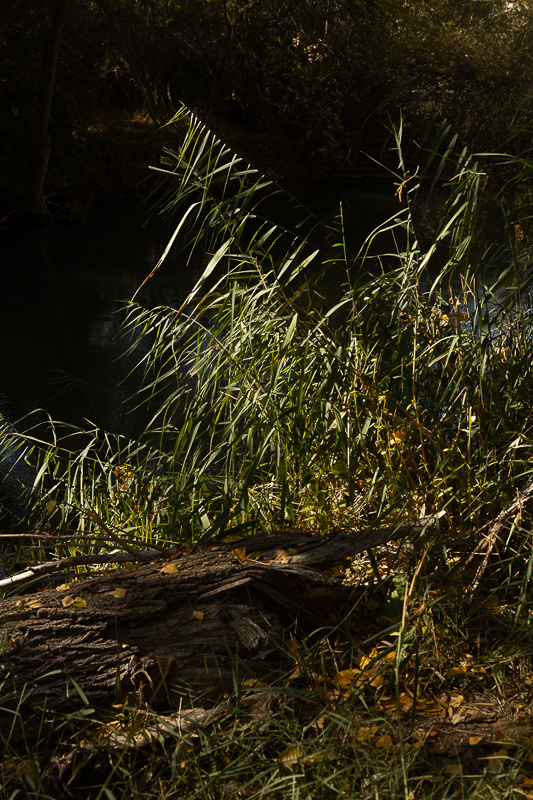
[0,517,440,740]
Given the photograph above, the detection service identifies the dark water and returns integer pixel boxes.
[0,180,428,435]
[0,202,206,433]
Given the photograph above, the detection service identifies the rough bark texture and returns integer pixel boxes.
[0,525,424,739]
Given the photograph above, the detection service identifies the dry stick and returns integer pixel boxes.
[84,508,163,560]
[465,477,533,598]
[0,512,444,593]
[0,546,182,592]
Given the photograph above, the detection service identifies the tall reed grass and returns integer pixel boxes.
[1,107,533,569]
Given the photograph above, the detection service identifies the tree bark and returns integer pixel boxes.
[19,0,71,219]
[0,524,429,740]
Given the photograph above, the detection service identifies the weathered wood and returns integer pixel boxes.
[0,522,439,739]
[0,513,442,592]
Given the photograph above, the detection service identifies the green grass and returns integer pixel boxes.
[2,106,533,797]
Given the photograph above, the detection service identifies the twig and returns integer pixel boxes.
[84,508,154,561]
[0,546,181,592]
[464,477,533,598]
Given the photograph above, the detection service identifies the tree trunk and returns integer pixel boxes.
[19,0,71,219]
[0,525,423,740]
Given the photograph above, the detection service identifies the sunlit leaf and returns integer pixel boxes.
[160,563,180,574]
[277,746,300,765]
[107,588,127,599]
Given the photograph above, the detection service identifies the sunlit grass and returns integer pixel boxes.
[2,107,533,797]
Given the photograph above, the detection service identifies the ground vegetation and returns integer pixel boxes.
[1,104,533,796]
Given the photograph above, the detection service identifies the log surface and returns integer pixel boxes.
[0,524,423,738]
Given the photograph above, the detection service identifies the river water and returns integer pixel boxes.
[0,179,434,436]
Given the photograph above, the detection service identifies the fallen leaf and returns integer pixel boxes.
[222,534,246,543]
[375,734,393,748]
[123,562,136,572]
[469,736,482,746]
[449,694,464,708]
[274,549,291,564]
[335,669,358,689]
[107,588,127,599]
[354,726,379,742]
[60,595,86,609]
[277,746,300,765]
[232,548,247,562]
[288,636,301,652]
[57,584,72,592]
[192,610,204,621]
[160,563,180,575]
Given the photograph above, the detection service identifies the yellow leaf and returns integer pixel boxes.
[371,673,384,688]
[57,584,72,592]
[222,534,246,543]
[288,636,301,651]
[304,753,321,765]
[243,678,257,688]
[193,610,204,621]
[335,669,358,689]
[107,588,127,599]
[274,549,291,564]
[160,563,180,575]
[61,595,75,607]
[71,597,87,608]
[123,562,136,572]
[375,734,393,748]
[449,694,464,708]
[392,429,406,443]
[277,746,300,765]
[354,726,379,742]
[232,548,247,562]
[469,736,482,746]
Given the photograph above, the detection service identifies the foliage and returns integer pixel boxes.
[1,105,533,548]
[3,106,533,796]
[3,0,533,204]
